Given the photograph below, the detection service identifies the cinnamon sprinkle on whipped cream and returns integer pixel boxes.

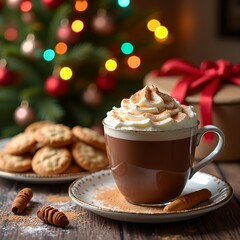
[104,85,198,131]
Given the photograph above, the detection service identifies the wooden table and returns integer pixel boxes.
[0,162,239,240]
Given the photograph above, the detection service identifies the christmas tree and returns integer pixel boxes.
[0,0,169,137]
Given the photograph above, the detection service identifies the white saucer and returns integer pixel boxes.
[68,169,233,223]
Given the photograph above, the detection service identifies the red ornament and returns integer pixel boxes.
[22,12,35,24]
[41,0,64,8]
[45,76,69,97]
[14,101,35,126]
[82,84,102,107]
[92,9,114,35]
[0,66,14,86]
[96,75,117,92]
[57,20,78,43]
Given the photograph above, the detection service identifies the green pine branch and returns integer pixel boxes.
[1,125,24,138]
[35,97,64,121]
[5,52,47,85]
[56,43,110,65]
[0,87,19,103]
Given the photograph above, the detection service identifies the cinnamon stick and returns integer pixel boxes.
[37,206,69,227]
[11,188,33,214]
[163,188,211,212]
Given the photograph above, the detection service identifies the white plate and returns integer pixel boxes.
[68,169,233,223]
[0,170,89,184]
[0,138,88,184]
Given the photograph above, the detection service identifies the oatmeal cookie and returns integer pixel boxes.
[71,141,108,171]
[35,124,73,147]
[4,132,36,155]
[25,121,54,134]
[72,126,106,152]
[0,152,32,173]
[32,146,71,175]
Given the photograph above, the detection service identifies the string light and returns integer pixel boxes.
[60,67,73,80]
[154,26,168,40]
[147,19,160,32]
[105,59,117,71]
[71,20,84,33]
[121,42,134,55]
[55,42,68,54]
[127,55,141,69]
[75,0,88,12]
[117,0,130,8]
[43,49,55,61]
[20,0,32,12]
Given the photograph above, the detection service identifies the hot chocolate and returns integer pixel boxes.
[103,85,224,204]
[104,125,197,204]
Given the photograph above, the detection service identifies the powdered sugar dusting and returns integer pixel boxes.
[20,224,56,236]
[0,191,87,238]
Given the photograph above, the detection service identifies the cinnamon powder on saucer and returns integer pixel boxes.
[94,186,164,214]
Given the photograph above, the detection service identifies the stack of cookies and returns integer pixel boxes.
[0,122,109,176]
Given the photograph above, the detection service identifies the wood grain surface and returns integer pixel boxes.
[0,162,239,240]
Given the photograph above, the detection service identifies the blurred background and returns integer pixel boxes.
[0,0,240,137]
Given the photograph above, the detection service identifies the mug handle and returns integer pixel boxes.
[189,125,225,178]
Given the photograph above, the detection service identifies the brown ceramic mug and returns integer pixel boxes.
[103,122,225,205]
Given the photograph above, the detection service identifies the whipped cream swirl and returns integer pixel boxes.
[104,85,198,131]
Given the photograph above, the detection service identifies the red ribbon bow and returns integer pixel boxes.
[154,58,240,142]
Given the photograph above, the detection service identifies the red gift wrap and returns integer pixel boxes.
[144,58,240,161]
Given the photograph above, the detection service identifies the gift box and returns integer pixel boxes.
[144,59,240,161]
